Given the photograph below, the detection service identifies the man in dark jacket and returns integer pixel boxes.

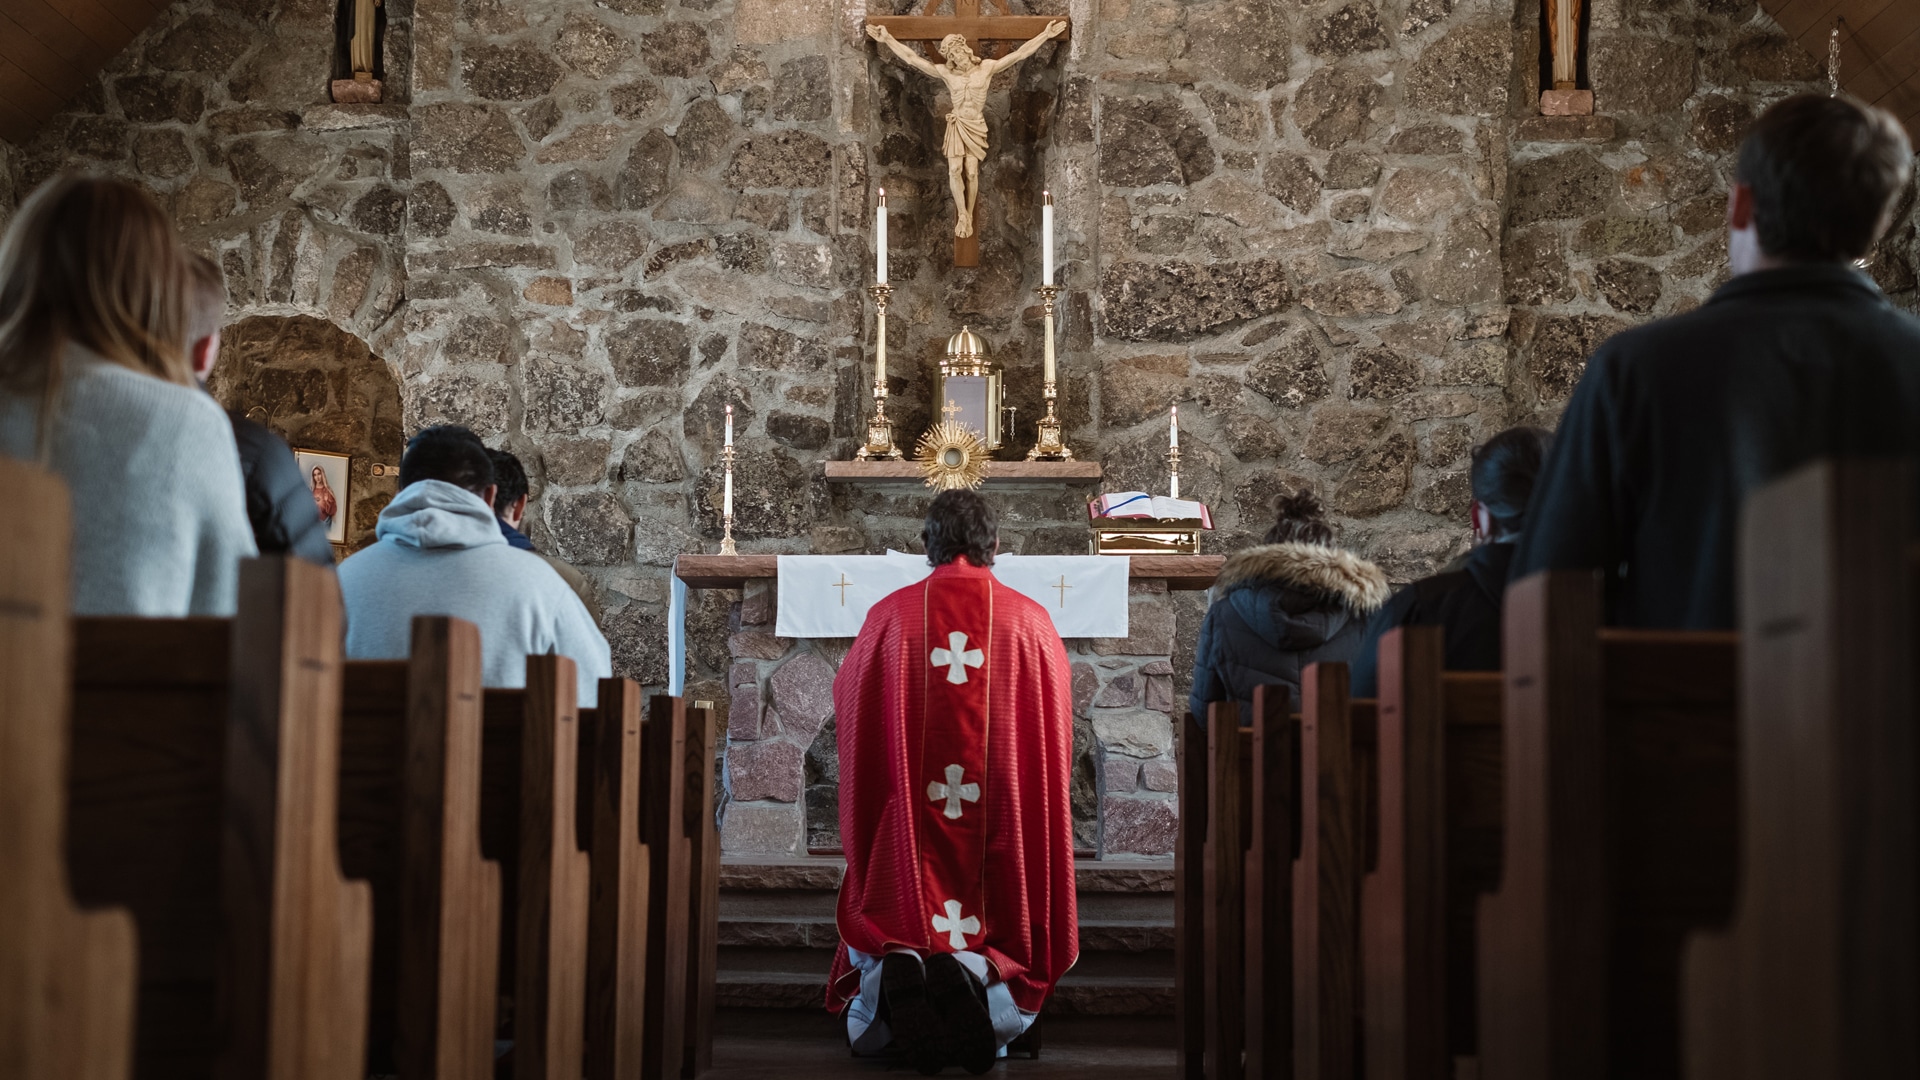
[1515,94,1920,629]
[1350,427,1550,696]
[487,449,604,625]
[1188,491,1390,724]
[184,254,332,565]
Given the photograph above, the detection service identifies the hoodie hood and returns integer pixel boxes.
[375,480,510,551]
[1214,542,1392,612]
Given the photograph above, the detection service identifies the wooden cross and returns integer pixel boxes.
[864,0,1070,267]
[1052,575,1071,608]
[832,574,853,606]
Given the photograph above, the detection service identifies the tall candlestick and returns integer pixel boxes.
[1042,190,1054,287]
[876,188,888,285]
[858,283,900,460]
[720,403,738,554]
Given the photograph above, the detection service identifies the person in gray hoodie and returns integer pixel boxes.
[338,424,611,706]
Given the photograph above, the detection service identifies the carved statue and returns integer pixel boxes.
[866,21,1068,239]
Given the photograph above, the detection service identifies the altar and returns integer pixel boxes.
[672,554,1223,860]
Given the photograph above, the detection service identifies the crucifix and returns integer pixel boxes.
[865,1,1070,267]
[832,573,853,606]
[1052,575,1071,608]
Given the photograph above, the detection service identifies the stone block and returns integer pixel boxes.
[720,800,803,856]
[1092,590,1176,657]
[1539,89,1595,116]
[740,582,776,628]
[769,652,835,743]
[1145,675,1175,715]
[727,684,762,741]
[727,739,804,803]
[730,630,792,661]
[1517,115,1616,143]
[1092,709,1174,759]
[1102,796,1178,857]
[730,660,758,689]
[1072,662,1099,716]
[1093,674,1142,709]
[1102,756,1141,795]
[1141,758,1178,793]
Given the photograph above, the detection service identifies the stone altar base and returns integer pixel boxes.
[718,577,1183,859]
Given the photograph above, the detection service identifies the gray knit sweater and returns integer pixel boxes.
[1,346,257,616]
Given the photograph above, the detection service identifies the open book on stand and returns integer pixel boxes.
[1088,492,1212,555]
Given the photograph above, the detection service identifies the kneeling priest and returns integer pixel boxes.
[828,490,1078,1074]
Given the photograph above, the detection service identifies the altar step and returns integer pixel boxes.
[717,856,1176,1017]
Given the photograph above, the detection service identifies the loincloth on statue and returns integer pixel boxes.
[943,112,989,161]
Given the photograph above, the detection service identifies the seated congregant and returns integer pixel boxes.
[183,253,332,566]
[828,490,1076,1074]
[1188,489,1389,723]
[1517,93,1920,628]
[0,174,255,615]
[1349,426,1552,697]
[337,424,610,706]
[487,448,603,625]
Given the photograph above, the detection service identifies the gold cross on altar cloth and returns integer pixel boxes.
[942,398,963,422]
[1052,575,1071,608]
[832,574,853,606]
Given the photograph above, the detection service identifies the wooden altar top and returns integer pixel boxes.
[672,554,1225,591]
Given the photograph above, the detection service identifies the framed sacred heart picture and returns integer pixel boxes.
[293,448,351,546]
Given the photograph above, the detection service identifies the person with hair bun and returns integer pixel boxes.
[0,174,254,615]
[1349,426,1552,697]
[1188,487,1390,724]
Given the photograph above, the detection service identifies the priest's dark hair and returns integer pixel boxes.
[1265,488,1333,546]
[1471,425,1552,538]
[923,489,998,567]
[1735,93,1912,263]
[399,424,494,497]
[488,449,529,515]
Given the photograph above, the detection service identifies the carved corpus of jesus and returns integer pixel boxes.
[867,21,1067,239]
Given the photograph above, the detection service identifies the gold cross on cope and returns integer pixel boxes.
[832,573,853,606]
[942,398,963,422]
[1052,575,1071,608]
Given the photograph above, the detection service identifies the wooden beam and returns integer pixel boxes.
[864,15,1066,43]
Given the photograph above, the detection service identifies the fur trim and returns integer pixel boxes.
[1213,542,1392,613]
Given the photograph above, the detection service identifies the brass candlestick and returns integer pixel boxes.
[1167,444,1181,501]
[1027,284,1074,460]
[719,441,739,555]
[856,283,902,460]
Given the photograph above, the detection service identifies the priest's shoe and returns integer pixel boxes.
[881,952,947,1075]
[926,953,996,1075]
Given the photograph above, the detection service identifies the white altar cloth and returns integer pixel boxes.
[775,554,1130,640]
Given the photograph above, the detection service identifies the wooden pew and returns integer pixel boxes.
[1,460,137,1080]
[338,618,501,1080]
[1683,459,1919,1077]
[1296,663,1367,1080]
[1243,684,1294,1080]
[1202,701,1248,1080]
[1359,628,1503,1080]
[1176,711,1208,1080]
[480,660,591,1080]
[66,558,373,1080]
[682,701,720,1079]
[579,679,650,1080]
[1476,572,1739,1080]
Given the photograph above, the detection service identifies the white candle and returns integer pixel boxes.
[876,188,888,285]
[724,403,733,447]
[723,403,733,518]
[1170,405,1179,449]
[1042,190,1054,286]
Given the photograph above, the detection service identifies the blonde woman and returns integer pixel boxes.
[0,175,255,615]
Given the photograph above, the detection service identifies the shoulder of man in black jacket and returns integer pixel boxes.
[228,411,335,566]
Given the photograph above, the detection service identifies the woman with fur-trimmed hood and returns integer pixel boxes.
[1188,490,1390,724]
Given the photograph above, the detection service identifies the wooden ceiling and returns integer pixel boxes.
[1763,0,1920,143]
[0,0,172,145]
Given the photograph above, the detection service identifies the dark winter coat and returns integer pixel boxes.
[1188,542,1391,725]
[229,411,333,566]
[1514,264,1920,629]
[1348,542,1515,698]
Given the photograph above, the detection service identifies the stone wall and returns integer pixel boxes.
[209,314,408,552]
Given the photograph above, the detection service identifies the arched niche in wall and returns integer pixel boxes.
[208,314,404,554]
